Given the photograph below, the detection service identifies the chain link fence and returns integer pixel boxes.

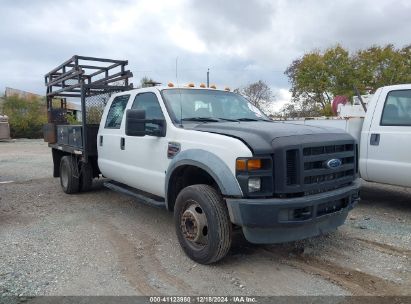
[84,80,127,124]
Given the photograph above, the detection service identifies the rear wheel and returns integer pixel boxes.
[60,156,80,194]
[174,184,232,264]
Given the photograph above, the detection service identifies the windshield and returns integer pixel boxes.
[161,89,270,123]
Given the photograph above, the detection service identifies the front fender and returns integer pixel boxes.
[165,149,243,209]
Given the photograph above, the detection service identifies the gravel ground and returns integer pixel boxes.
[0,139,410,296]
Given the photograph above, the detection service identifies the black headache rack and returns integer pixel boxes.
[44,55,133,161]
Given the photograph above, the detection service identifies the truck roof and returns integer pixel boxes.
[377,83,411,90]
[117,86,233,95]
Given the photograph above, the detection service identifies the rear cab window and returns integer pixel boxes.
[380,90,411,126]
[105,94,130,129]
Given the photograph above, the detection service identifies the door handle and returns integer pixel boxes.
[99,135,103,146]
[370,133,380,146]
[120,137,125,150]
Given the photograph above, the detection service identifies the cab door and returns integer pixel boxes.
[365,88,411,187]
[121,91,169,197]
[97,94,131,182]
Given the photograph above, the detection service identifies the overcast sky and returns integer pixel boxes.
[1,0,410,111]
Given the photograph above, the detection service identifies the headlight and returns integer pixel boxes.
[248,177,261,192]
[236,157,273,197]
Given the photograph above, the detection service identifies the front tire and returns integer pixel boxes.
[174,184,232,264]
[60,156,80,194]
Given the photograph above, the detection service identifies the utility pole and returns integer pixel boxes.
[175,57,178,80]
[207,68,209,88]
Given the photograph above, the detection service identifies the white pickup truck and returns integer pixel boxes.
[283,84,411,188]
[44,56,361,264]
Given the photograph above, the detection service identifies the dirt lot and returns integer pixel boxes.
[0,139,410,296]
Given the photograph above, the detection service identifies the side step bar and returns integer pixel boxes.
[104,181,166,208]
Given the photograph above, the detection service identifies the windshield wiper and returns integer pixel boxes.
[181,117,220,122]
[181,117,271,123]
[236,118,259,121]
[216,118,238,122]
[237,118,271,122]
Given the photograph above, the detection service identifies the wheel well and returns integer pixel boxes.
[52,149,70,177]
[167,165,220,211]
[51,149,99,178]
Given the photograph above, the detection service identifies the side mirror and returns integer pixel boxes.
[125,109,146,136]
[125,109,166,137]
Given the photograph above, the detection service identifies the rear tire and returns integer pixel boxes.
[80,161,93,192]
[174,184,232,264]
[60,156,80,194]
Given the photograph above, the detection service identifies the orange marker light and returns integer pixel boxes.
[200,83,206,88]
[247,159,262,170]
[224,87,230,91]
[168,82,174,87]
[210,84,217,89]
[188,83,195,87]
[236,159,247,171]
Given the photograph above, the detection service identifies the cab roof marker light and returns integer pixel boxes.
[210,84,217,89]
[199,83,206,88]
[225,87,231,91]
[187,83,195,87]
[168,82,174,87]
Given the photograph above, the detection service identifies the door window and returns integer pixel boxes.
[132,92,165,133]
[105,95,130,128]
[381,90,411,126]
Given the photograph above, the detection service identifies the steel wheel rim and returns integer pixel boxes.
[180,200,208,248]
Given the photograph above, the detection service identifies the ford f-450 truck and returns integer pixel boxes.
[44,56,360,264]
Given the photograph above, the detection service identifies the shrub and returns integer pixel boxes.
[3,95,47,138]
[66,112,80,124]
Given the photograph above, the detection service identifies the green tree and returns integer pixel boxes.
[284,44,411,115]
[3,95,47,138]
[285,51,331,111]
[353,44,411,91]
[279,99,322,118]
[285,45,354,112]
[323,45,354,97]
[66,112,79,124]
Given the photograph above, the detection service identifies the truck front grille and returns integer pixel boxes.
[286,150,298,185]
[281,141,356,196]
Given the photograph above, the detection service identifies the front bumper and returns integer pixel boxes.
[226,179,361,244]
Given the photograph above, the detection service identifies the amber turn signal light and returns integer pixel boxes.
[247,159,262,170]
[236,159,263,171]
[236,159,247,171]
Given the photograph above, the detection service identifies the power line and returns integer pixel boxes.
[132,66,285,73]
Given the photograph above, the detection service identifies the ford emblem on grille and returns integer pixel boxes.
[325,158,342,169]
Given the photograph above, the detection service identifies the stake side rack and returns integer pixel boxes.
[44,55,133,162]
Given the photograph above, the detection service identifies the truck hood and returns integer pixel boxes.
[193,121,348,154]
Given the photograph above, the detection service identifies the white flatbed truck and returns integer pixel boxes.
[44,56,361,264]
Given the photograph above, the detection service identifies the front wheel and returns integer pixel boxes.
[174,184,232,264]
